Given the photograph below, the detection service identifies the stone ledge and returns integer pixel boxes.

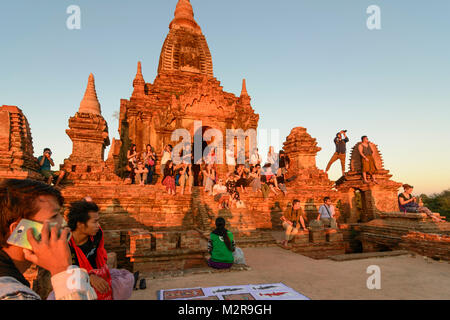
[140,264,251,280]
[328,250,410,261]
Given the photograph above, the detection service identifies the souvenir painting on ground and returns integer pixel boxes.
[158,283,309,300]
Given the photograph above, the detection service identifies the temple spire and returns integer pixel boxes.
[240,78,249,97]
[133,61,145,87]
[79,73,101,115]
[239,78,251,106]
[169,0,201,33]
[132,61,146,97]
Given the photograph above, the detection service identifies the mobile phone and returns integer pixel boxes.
[7,219,43,250]
[7,219,70,250]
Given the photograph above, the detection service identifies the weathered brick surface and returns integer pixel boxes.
[359,212,450,258]
[399,232,450,261]
[0,105,42,181]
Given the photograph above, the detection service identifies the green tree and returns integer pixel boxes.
[420,189,450,220]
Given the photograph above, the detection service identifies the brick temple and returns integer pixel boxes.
[111,0,259,179]
[1,0,449,288]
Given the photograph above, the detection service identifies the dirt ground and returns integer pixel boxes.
[130,245,450,300]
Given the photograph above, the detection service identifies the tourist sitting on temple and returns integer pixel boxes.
[226,172,240,208]
[37,148,65,187]
[143,144,156,184]
[358,136,378,184]
[316,197,338,228]
[280,199,307,248]
[399,184,444,222]
[213,178,229,209]
[250,148,262,167]
[249,165,262,193]
[134,160,148,186]
[182,143,193,164]
[0,179,97,300]
[267,146,279,172]
[276,168,288,196]
[203,164,216,195]
[162,160,176,195]
[262,163,279,196]
[260,170,270,200]
[278,150,290,175]
[57,200,134,300]
[160,144,172,177]
[234,164,249,194]
[126,144,138,183]
[206,147,217,166]
[225,147,236,173]
[208,217,236,269]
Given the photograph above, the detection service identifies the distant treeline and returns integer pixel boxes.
[420,189,450,220]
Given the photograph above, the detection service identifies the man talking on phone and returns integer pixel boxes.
[0,179,96,300]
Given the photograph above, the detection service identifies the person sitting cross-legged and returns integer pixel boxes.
[249,165,262,193]
[134,160,148,186]
[49,200,135,300]
[316,197,338,229]
[280,199,307,248]
[208,217,237,269]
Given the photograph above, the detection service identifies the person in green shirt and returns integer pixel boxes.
[207,217,235,269]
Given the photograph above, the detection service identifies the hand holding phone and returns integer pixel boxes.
[7,220,72,276]
[23,221,72,276]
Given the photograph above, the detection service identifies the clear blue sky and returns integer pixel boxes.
[1,0,449,195]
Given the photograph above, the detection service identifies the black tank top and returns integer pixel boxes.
[362,144,373,156]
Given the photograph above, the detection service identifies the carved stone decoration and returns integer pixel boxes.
[158,0,213,76]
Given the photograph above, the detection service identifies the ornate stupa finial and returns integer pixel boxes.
[79,73,101,115]
[133,61,145,87]
[169,0,201,33]
[240,78,249,97]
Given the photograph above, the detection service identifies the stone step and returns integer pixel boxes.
[328,250,410,261]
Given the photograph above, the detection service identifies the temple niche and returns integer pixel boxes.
[0,105,41,180]
[335,142,402,222]
[114,0,259,177]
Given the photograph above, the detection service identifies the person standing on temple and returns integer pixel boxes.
[358,136,378,184]
[37,148,65,187]
[325,130,349,176]
[126,144,138,184]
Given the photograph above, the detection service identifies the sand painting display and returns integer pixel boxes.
[158,283,310,300]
